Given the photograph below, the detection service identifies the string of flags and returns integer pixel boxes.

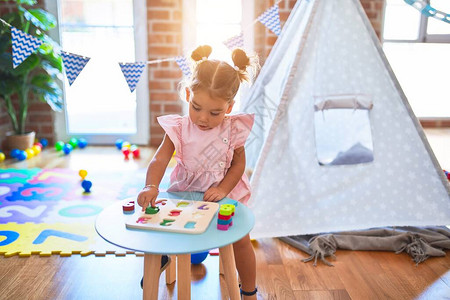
[403,0,450,23]
[1,2,283,93]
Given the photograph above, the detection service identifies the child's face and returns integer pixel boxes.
[186,88,233,131]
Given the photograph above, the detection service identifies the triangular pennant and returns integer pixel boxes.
[61,51,91,86]
[119,62,146,93]
[11,27,43,68]
[257,4,282,36]
[223,32,244,50]
[175,56,192,78]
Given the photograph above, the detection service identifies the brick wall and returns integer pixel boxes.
[0,0,56,149]
[255,0,384,66]
[4,0,441,149]
[147,0,183,146]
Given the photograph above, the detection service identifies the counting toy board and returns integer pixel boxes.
[125,198,219,234]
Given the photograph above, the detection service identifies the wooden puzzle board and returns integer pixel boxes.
[125,198,219,234]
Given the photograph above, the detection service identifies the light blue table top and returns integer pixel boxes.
[95,192,255,255]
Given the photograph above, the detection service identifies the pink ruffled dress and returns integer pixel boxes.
[157,113,254,205]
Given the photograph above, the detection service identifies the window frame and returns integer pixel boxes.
[46,0,149,145]
[181,0,254,114]
[383,0,450,43]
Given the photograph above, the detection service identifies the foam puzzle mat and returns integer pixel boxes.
[0,168,172,257]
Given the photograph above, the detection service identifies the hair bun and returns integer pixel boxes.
[191,45,212,62]
[231,48,250,71]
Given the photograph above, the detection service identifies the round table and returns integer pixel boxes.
[96,192,255,300]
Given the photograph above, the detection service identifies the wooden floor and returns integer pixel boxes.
[0,128,449,300]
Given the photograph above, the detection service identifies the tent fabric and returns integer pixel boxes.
[242,0,450,239]
[281,226,450,266]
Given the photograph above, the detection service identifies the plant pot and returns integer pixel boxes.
[5,131,36,151]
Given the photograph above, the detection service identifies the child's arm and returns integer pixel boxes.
[204,146,246,202]
[137,134,175,210]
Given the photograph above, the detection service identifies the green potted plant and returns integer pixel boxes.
[0,0,63,150]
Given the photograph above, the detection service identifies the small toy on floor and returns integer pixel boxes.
[191,251,209,264]
[82,180,92,193]
[79,169,88,180]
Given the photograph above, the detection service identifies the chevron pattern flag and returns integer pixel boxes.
[257,4,282,36]
[223,32,244,50]
[11,27,43,68]
[61,51,91,86]
[119,62,146,93]
[175,56,192,78]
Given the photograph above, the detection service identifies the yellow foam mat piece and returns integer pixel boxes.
[0,223,137,257]
[0,223,102,257]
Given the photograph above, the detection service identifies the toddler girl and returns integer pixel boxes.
[137,45,258,299]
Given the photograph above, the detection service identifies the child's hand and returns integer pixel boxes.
[137,186,159,211]
[203,186,227,202]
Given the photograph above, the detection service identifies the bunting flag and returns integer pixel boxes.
[61,51,91,86]
[11,27,43,68]
[175,56,192,78]
[223,32,244,50]
[119,62,146,93]
[404,0,450,23]
[257,4,282,36]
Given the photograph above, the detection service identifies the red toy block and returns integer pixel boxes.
[122,201,135,212]
[218,214,232,220]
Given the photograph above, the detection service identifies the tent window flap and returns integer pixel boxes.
[314,94,374,166]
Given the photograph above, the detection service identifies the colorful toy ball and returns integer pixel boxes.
[10,149,20,158]
[69,138,78,149]
[79,169,88,180]
[191,251,209,264]
[0,152,5,162]
[39,138,48,148]
[122,146,131,159]
[132,147,140,158]
[25,148,35,159]
[55,141,65,151]
[77,138,88,149]
[32,145,42,155]
[115,139,124,150]
[34,142,43,149]
[16,150,27,161]
[62,144,73,155]
[81,180,92,193]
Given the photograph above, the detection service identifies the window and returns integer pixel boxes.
[383,0,450,118]
[183,0,253,112]
[47,0,149,144]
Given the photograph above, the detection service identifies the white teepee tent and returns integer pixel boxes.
[243,0,450,239]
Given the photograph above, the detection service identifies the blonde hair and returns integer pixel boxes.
[186,45,258,103]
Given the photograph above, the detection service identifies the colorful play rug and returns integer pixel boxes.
[0,168,172,257]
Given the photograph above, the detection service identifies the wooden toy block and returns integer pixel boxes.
[217,218,232,226]
[122,200,135,212]
[218,214,232,220]
[217,224,230,231]
[125,198,219,234]
[145,206,160,214]
[219,205,234,216]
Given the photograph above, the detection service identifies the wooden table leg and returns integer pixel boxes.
[219,254,224,275]
[165,255,176,284]
[219,244,240,300]
[177,254,191,300]
[143,253,161,300]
